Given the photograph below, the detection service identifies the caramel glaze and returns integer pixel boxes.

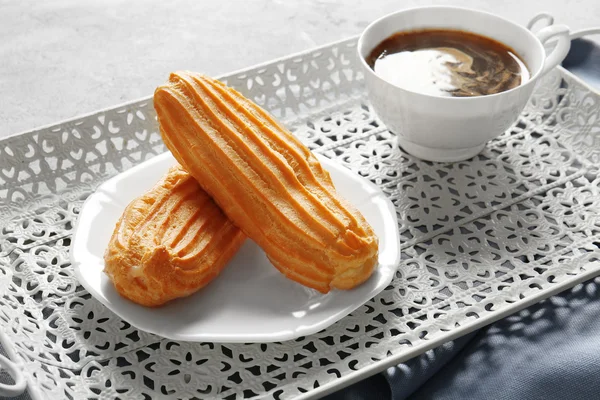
[104,165,246,307]
[154,72,379,293]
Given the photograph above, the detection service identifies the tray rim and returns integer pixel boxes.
[1,33,600,400]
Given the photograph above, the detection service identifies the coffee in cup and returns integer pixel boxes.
[366,29,530,98]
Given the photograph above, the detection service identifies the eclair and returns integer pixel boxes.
[154,72,379,293]
[104,164,245,307]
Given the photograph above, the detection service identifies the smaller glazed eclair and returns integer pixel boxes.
[104,164,245,307]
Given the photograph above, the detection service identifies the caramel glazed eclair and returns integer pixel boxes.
[154,72,379,293]
[104,165,246,307]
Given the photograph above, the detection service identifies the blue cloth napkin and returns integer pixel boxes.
[408,277,600,400]
[327,277,600,400]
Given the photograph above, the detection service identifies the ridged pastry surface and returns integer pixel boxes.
[154,72,379,293]
[104,164,246,307]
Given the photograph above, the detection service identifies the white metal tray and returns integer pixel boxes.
[1,36,600,399]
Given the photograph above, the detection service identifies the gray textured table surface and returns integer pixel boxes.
[1,0,600,139]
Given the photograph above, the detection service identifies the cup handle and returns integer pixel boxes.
[0,354,27,398]
[527,12,600,41]
[526,12,554,31]
[535,24,571,77]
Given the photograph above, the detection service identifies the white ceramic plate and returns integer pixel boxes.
[71,152,400,342]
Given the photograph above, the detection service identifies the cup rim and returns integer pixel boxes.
[357,5,547,101]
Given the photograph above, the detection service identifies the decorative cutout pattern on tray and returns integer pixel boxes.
[1,37,600,399]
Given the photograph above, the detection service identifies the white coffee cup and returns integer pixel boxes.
[357,6,571,162]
